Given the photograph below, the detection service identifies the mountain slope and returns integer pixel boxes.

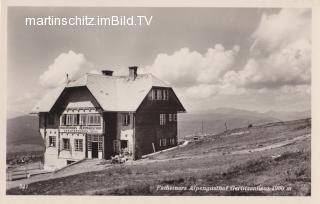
[178,107,310,137]
[6,115,44,154]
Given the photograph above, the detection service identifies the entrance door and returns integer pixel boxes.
[92,142,98,158]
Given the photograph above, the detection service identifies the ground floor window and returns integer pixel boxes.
[159,138,167,147]
[49,136,56,147]
[62,138,70,150]
[163,138,167,146]
[170,138,175,145]
[67,160,75,165]
[74,139,83,152]
[121,140,128,149]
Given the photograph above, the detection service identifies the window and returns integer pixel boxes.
[49,136,56,147]
[67,160,75,165]
[163,89,169,100]
[149,89,169,100]
[162,138,167,146]
[170,138,175,145]
[157,89,162,100]
[74,139,83,151]
[168,114,173,122]
[98,142,103,151]
[159,138,167,147]
[173,113,177,121]
[160,114,166,125]
[62,114,78,126]
[61,114,66,125]
[62,138,70,150]
[87,114,101,125]
[79,114,87,125]
[123,114,130,126]
[121,140,128,149]
[150,89,156,100]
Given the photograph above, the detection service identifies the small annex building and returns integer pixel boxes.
[32,66,186,169]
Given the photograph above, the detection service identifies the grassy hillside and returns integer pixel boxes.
[7,118,311,195]
[6,115,44,157]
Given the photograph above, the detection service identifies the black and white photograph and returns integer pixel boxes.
[2,0,316,198]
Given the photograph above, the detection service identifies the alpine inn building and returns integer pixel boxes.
[32,67,186,170]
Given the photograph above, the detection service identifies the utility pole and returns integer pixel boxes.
[201,120,204,135]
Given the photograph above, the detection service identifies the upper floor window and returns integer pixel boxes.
[67,114,78,125]
[163,89,169,100]
[168,114,173,122]
[79,114,87,125]
[149,89,169,101]
[157,89,163,100]
[173,113,177,121]
[123,114,130,126]
[61,114,78,126]
[87,114,101,126]
[61,114,101,126]
[160,114,166,125]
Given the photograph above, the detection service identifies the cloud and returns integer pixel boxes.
[146,8,311,110]
[146,44,240,88]
[228,8,311,89]
[250,8,311,55]
[39,50,88,88]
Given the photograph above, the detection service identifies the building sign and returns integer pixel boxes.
[60,126,103,134]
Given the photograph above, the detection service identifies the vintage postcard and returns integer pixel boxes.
[1,0,319,203]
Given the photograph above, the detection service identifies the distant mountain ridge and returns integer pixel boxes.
[6,107,311,154]
[178,107,311,137]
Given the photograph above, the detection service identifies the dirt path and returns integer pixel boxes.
[230,133,310,155]
[6,159,112,190]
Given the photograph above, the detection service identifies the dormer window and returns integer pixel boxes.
[163,89,169,100]
[123,114,130,126]
[149,89,169,101]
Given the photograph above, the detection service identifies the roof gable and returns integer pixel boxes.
[31,73,184,113]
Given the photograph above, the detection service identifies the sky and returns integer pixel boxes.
[7,7,311,118]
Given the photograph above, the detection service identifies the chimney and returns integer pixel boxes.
[101,70,114,76]
[129,66,138,80]
[66,73,70,84]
